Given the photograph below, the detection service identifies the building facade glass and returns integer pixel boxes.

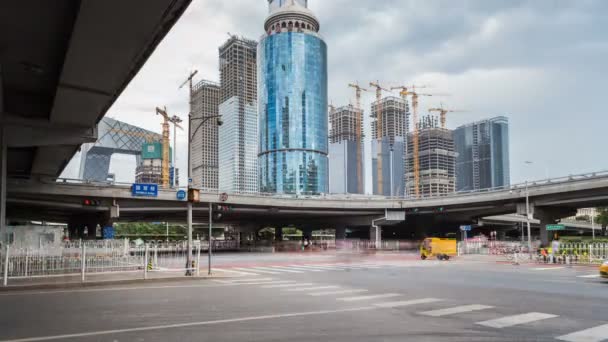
[454,116,510,191]
[258,2,328,195]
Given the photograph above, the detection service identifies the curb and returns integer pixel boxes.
[0,274,235,292]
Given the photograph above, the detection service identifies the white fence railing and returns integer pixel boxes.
[0,242,212,286]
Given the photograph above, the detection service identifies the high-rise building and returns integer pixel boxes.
[453,116,510,191]
[218,36,258,194]
[407,115,458,197]
[370,96,409,197]
[328,105,364,194]
[190,79,220,190]
[258,0,328,195]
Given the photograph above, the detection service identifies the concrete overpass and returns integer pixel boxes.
[0,0,192,242]
[6,170,608,244]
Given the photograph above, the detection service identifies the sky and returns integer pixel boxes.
[63,0,608,193]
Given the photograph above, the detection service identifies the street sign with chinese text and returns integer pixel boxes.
[132,183,158,197]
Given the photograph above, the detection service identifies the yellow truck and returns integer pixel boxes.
[420,238,457,261]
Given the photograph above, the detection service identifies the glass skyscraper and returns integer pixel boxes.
[453,116,510,191]
[258,0,328,195]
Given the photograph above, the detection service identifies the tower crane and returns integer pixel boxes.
[369,81,391,140]
[156,107,183,189]
[348,83,368,193]
[390,85,434,199]
[428,105,467,129]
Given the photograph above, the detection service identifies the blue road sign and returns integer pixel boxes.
[460,225,472,231]
[176,189,187,201]
[132,183,159,197]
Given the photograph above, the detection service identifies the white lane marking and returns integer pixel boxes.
[214,278,274,284]
[285,265,326,272]
[270,266,304,273]
[337,293,401,302]
[374,298,443,308]
[262,266,304,274]
[577,274,601,279]
[285,286,340,292]
[556,323,608,342]
[246,267,281,274]
[532,267,566,271]
[261,283,314,289]
[0,306,377,342]
[216,281,293,286]
[215,268,259,276]
[476,312,558,328]
[419,304,494,317]
[308,289,369,296]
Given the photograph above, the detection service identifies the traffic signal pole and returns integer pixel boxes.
[208,202,212,275]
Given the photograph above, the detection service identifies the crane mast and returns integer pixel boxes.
[347,83,368,194]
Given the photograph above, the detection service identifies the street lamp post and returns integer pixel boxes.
[186,114,222,276]
[525,180,532,257]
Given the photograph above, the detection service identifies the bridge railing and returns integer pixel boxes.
[11,168,608,201]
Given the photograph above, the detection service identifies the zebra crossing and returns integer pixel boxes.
[216,262,409,276]
[215,277,608,342]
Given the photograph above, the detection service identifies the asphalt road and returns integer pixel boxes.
[0,253,606,342]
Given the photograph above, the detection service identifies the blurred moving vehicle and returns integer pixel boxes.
[420,238,457,260]
[601,260,608,279]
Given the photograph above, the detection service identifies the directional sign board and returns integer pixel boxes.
[546,224,565,231]
[460,225,472,231]
[176,190,187,201]
[132,183,158,197]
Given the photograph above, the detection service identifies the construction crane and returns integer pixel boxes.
[390,85,434,199]
[179,70,198,93]
[428,105,467,129]
[348,83,368,193]
[369,81,391,140]
[155,106,183,189]
[168,115,184,186]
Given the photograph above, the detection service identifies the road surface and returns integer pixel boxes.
[0,253,606,341]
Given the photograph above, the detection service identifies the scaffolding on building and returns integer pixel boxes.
[406,115,458,197]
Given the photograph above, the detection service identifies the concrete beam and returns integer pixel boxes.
[1,113,97,147]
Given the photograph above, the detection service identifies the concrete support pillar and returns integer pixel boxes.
[335,225,347,240]
[370,226,381,246]
[535,207,576,247]
[274,227,283,242]
[302,228,313,241]
[0,127,6,245]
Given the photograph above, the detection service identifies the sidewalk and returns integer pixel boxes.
[0,267,234,291]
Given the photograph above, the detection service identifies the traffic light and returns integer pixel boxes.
[83,199,101,206]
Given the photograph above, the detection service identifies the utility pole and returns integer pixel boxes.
[525,180,532,257]
[179,70,198,276]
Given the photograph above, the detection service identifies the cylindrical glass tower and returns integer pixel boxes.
[258,0,328,195]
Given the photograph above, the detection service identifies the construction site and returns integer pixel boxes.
[406,115,458,197]
[190,79,221,190]
[328,104,364,194]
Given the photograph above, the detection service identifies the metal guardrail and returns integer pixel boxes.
[9,169,608,202]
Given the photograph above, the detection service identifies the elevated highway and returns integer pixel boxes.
[7,170,608,244]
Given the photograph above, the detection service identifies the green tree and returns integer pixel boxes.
[596,208,608,236]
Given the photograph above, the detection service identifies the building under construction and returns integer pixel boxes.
[135,141,176,186]
[406,115,458,197]
[328,104,364,194]
[190,79,221,190]
[370,96,409,196]
[218,35,258,194]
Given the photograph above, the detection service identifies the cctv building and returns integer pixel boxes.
[258,0,329,195]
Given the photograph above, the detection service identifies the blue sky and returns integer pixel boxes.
[63,0,608,193]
